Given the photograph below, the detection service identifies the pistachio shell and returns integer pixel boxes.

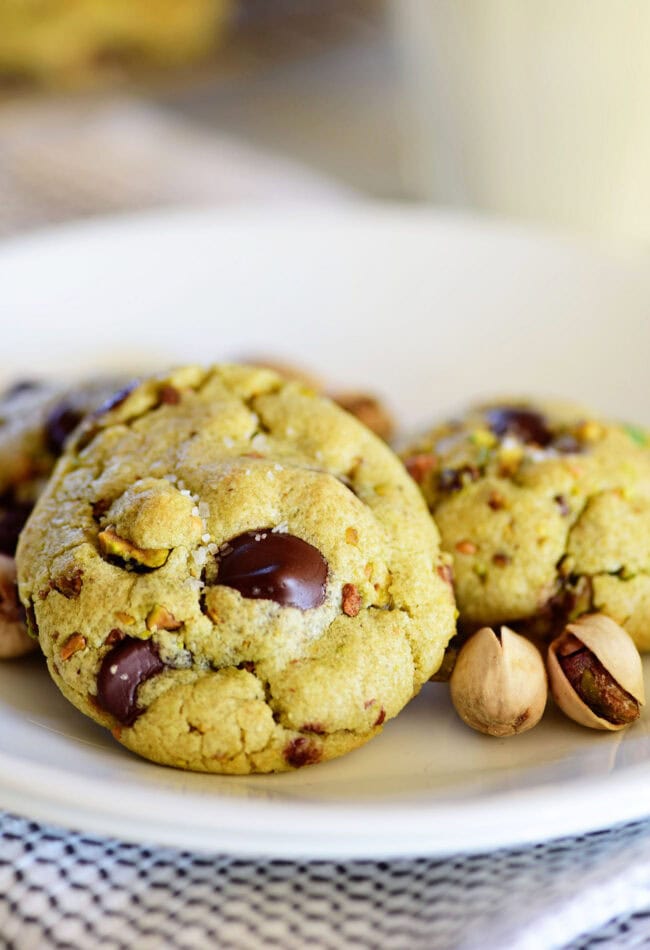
[547,614,644,731]
[450,626,547,737]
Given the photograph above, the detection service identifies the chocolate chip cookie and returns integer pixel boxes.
[0,377,126,657]
[402,400,650,650]
[17,365,455,774]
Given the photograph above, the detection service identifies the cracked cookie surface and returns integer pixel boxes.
[17,365,455,773]
[402,400,650,649]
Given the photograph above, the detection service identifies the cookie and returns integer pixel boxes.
[0,377,126,657]
[17,365,455,774]
[402,400,650,650]
[243,357,395,442]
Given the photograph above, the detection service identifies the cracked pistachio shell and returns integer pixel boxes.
[450,626,547,737]
[547,613,645,731]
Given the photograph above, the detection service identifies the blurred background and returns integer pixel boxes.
[0,0,648,243]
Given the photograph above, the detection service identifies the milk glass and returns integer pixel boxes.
[391,0,650,242]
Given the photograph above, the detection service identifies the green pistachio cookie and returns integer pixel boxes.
[17,365,455,774]
[402,400,650,650]
[0,377,125,657]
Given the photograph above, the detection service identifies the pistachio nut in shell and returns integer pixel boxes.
[547,613,645,731]
[450,626,547,737]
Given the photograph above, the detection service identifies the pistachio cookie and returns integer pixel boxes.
[402,400,650,650]
[17,365,455,774]
[243,356,395,442]
[0,377,126,657]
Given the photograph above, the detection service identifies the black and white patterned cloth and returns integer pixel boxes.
[2,812,650,949]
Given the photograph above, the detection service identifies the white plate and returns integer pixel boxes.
[2,207,650,859]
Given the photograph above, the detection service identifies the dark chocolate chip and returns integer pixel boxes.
[0,501,33,556]
[216,530,328,610]
[96,637,164,725]
[485,407,552,447]
[45,402,83,455]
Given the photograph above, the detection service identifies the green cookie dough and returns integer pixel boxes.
[17,365,456,774]
[402,400,650,650]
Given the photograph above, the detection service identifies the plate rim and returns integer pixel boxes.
[0,742,648,858]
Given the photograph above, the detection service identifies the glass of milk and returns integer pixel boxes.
[391,0,650,243]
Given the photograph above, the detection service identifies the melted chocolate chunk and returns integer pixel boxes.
[216,531,328,610]
[485,407,552,447]
[0,500,33,556]
[45,402,84,455]
[96,637,164,725]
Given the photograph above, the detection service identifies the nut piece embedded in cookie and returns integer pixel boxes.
[98,528,169,569]
[450,626,547,737]
[0,553,37,658]
[547,614,644,730]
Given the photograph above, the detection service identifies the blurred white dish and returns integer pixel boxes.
[1,207,649,858]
